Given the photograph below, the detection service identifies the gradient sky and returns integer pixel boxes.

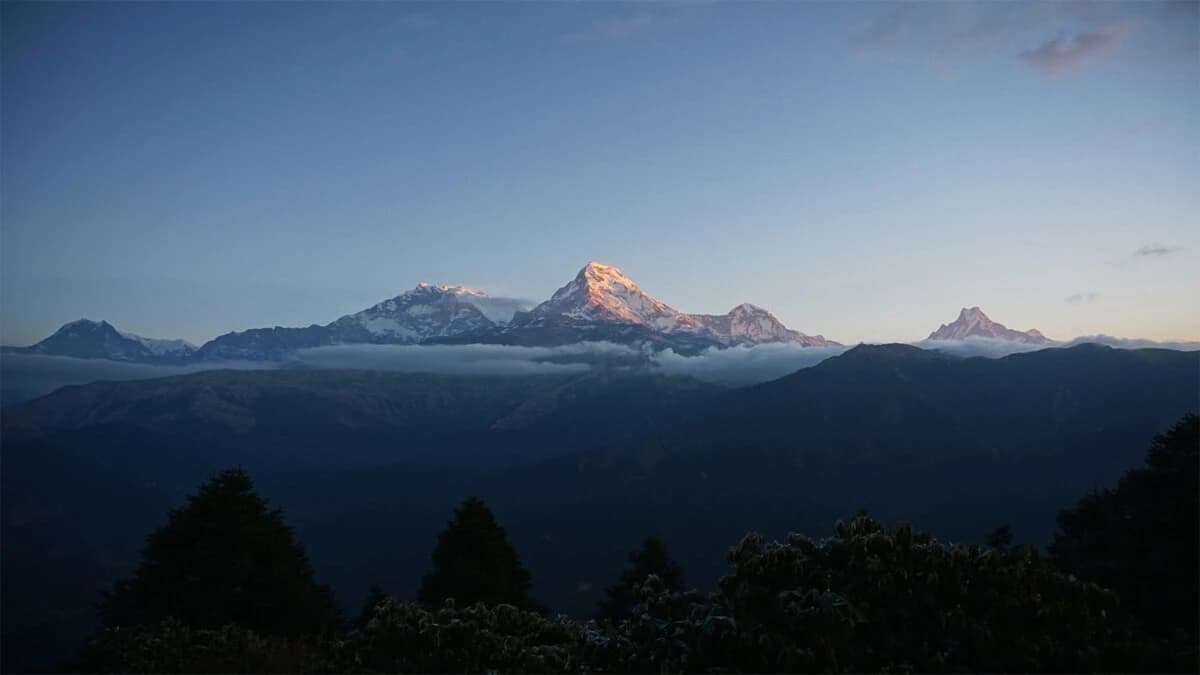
[2,1,1197,346]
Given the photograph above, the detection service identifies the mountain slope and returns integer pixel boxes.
[327,283,502,343]
[195,284,533,360]
[515,262,704,333]
[928,307,1049,343]
[690,303,837,347]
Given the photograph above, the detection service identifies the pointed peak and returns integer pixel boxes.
[410,282,486,297]
[730,302,767,314]
[929,307,1049,343]
[577,261,628,281]
[59,318,115,332]
[574,261,639,291]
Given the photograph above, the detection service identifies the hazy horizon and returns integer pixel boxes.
[3,1,1198,346]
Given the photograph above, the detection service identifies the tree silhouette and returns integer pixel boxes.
[417,497,534,609]
[596,536,684,621]
[98,467,339,636]
[354,585,389,630]
[1051,414,1198,670]
[985,524,1013,550]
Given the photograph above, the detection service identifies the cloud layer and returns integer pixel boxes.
[651,343,851,385]
[5,337,1196,406]
[287,343,635,376]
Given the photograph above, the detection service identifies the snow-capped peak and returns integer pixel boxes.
[414,282,485,297]
[690,303,838,347]
[928,307,1050,344]
[18,318,196,361]
[507,263,838,347]
[519,262,704,332]
[403,283,529,324]
[118,330,197,356]
[329,282,533,343]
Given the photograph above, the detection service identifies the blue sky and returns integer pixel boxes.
[2,1,1197,346]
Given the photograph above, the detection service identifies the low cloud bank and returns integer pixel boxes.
[651,343,852,385]
[287,342,639,376]
[0,353,270,406]
[5,337,1195,406]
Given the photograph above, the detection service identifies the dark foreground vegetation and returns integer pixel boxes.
[73,415,1198,673]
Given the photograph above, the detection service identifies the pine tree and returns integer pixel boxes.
[355,585,390,629]
[596,536,684,621]
[417,497,534,609]
[1051,414,1198,669]
[98,467,339,636]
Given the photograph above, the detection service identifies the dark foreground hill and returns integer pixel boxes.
[2,344,1196,671]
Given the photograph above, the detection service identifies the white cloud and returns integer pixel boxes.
[1134,242,1182,257]
[288,342,641,376]
[650,343,852,385]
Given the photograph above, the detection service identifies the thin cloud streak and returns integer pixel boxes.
[1019,22,1131,75]
[849,2,917,57]
[1065,292,1098,304]
[1135,243,1182,256]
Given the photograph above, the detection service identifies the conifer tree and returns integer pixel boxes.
[596,536,684,621]
[99,467,339,636]
[1051,414,1198,669]
[417,497,534,609]
[355,585,389,629]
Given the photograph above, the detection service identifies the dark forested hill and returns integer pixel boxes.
[2,344,1196,671]
[469,344,1198,616]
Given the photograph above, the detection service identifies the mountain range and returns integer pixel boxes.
[3,263,1063,364]
[3,263,841,362]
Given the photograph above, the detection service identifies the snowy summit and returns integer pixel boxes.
[928,307,1049,344]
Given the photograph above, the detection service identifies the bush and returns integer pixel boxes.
[333,599,584,673]
[78,619,331,673]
